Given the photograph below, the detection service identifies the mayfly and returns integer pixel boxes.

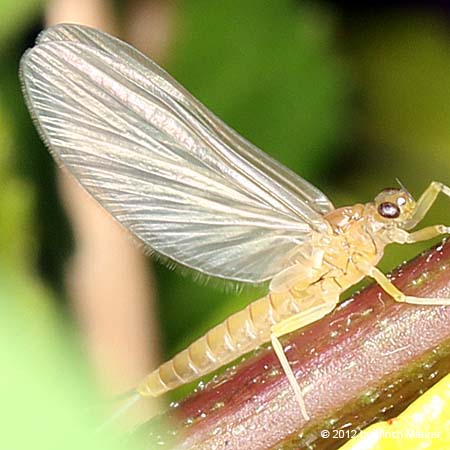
[20,24,450,420]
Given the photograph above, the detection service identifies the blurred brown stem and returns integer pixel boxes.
[141,239,450,450]
[45,0,169,417]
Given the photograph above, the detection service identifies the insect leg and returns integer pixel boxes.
[356,258,450,305]
[269,250,325,294]
[388,225,450,244]
[270,301,338,420]
[405,181,450,229]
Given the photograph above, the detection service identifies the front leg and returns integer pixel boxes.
[405,181,450,229]
[270,300,338,420]
[355,257,450,305]
[389,225,450,244]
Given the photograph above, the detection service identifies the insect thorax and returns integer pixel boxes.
[322,204,385,269]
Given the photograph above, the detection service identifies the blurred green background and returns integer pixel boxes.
[2,0,450,448]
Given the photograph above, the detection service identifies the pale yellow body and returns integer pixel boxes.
[137,181,450,420]
[137,204,388,396]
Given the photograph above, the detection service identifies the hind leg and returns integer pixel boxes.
[270,300,338,420]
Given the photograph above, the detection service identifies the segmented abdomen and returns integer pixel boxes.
[137,292,296,397]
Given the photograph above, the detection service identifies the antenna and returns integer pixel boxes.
[395,177,413,197]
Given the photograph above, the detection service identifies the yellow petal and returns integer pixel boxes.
[339,374,450,450]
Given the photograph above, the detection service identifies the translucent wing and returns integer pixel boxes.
[36,24,334,217]
[20,24,334,283]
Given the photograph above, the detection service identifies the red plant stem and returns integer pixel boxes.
[143,240,450,450]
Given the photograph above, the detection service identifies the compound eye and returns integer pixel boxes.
[378,202,400,219]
